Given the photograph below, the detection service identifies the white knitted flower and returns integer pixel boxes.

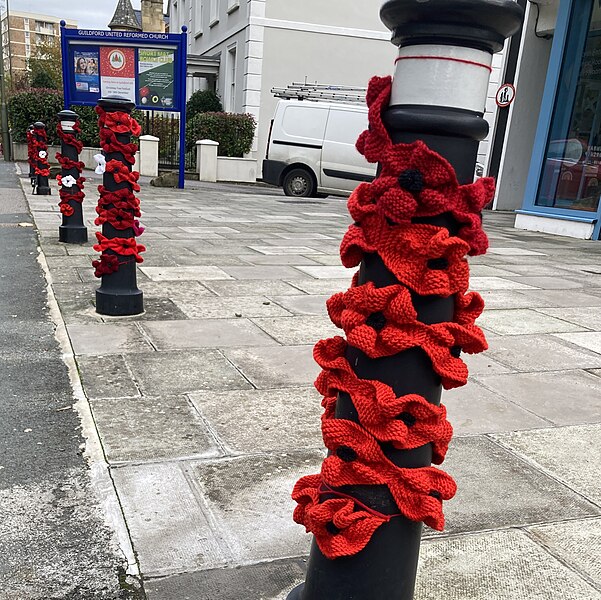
[38,150,47,159]
[61,175,77,188]
[94,153,106,175]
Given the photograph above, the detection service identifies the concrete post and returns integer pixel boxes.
[287,2,524,600]
[196,139,219,182]
[139,134,160,177]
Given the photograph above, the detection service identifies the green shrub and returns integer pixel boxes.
[185,112,256,157]
[8,89,64,143]
[186,90,223,121]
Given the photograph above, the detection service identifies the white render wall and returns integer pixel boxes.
[169,0,507,178]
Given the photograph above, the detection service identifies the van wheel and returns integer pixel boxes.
[283,168,315,197]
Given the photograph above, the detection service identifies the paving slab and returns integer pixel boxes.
[76,354,141,399]
[249,246,323,255]
[462,351,514,377]
[145,558,307,600]
[478,370,601,425]
[125,350,252,395]
[189,387,323,454]
[478,308,585,335]
[252,316,340,345]
[537,307,601,330]
[240,254,322,266]
[504,276,584,290]
[224,346,319,389]
[140,266,234,281]
[221,266,310,280]
[415,529,601,600]
[443,380,549,435]
[528,517,601,585]
[488,247,547,256]
[172,296,292,319]
[484,335,601,372]
[141,319,278,350]
[286,279,352,295]
[493,424,601,504]
[478,289,549,310]
[293,265,355,279]
[470,276,538,291]
[436,436,600,535]
[91,395,220,463]
[66,323,153,355]
[519,288,601,307]
[555,332,601,355]
[272,295,329,316]
[188,452,322,565]
[204,280,303,297]
[112,463,228,577]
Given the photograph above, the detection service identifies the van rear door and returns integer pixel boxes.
[320,108,376,193]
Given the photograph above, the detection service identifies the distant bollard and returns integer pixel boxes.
[57,110,88,244]
[92,96,145,316]
[32,122,51,195]
[26,124,36,185]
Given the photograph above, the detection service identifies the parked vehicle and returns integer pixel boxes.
[262,97,376,197]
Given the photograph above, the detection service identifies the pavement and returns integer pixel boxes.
[12,163,601,599]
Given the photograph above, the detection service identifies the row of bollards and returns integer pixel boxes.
[27,97,145,317]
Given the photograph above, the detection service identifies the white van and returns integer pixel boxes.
[262,99,376,197]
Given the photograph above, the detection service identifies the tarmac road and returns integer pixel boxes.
[0,161,134,600]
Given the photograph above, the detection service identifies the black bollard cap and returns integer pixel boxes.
[98,96,135,113]
[33,121,46,129]
[380,0,524,53]
[57,109,80,122]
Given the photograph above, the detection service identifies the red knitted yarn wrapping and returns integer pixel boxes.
[26,129,36,173]
[92,108,144,277]
[31,128,50,177]
[292,75,488,559]
[56,122,86,217]
[314,336,452,463]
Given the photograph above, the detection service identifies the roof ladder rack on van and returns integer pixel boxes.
[271,83,367,105]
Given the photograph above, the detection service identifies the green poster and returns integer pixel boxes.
[138,49,175,109]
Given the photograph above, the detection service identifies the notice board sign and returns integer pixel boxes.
[60,23,189,188]
[61,25,187,112]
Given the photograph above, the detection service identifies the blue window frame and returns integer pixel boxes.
[523,0,601,238]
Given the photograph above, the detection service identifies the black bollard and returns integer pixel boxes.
[93,96,144,316]
[57,110,88,244]
[288,2,523,600]
[32,122,51,195]
[26,124,36,183]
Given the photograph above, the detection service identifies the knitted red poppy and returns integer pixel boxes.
[92,253,120,277]
[100,128,138,164]
[293,475,388,558]
[96,106,142,137]
[314,336,452,463]
[95,207,136,230]
[352,76,494,256]
[341,216,471,296]
[318,416,456,530]
[93,232,145,263]
[96,186,141,216]
[57,122,84,154]
[105,160,141,191]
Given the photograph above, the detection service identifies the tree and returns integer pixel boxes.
[28,37,63,90]
[186,90,223,121]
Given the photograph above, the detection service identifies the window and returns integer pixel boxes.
[192,1,203,37]
[536,2,601,213]
[24,18,29,29]
[210,0,219,26]
[226,44,236,112]
[227,0,240,14]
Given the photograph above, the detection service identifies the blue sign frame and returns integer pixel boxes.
[61,23,189,188]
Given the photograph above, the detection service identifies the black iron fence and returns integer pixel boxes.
[140,111,196,172]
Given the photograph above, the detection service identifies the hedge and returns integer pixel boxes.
[185,112,256,158]
[186,90,223,121]
[8,89,143,147]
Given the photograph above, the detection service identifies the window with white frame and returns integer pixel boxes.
[192,0,202,37]
[226,44,236,112]
[210,0,219,26]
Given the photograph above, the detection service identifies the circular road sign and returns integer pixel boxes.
[496,83,516,108]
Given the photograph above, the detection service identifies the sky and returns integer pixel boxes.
[3,0,169,29]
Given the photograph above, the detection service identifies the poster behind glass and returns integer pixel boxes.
[138,49,176,110]
[72,47,100,102]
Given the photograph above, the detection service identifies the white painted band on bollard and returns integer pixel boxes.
[60,120,76,131]
[390,45,493,113]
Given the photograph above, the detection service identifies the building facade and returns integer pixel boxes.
[0,11,76,76]
[169,0,510,176]
[498,0,601,240]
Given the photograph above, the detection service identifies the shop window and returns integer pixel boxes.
[536,2,601,212]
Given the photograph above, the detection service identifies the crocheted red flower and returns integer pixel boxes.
[95,207,135,230]
[96,107,142,137]
[106,160,141,192]
[319,416,456,530]
[92,253,120,277]
[341,217,471,296]
[314,336,452,463]
[292,474,387,558]
[327,284,487,389]
[100,129,138,164]
[97,186,141,216]
[58,201,74,217]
